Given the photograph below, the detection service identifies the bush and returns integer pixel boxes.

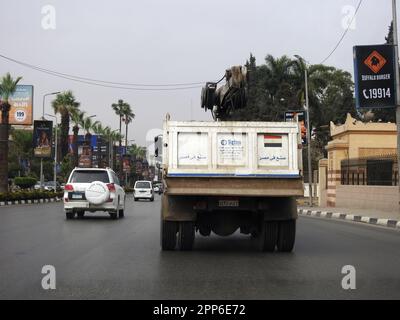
[124,186,134,193]
[0,190,63,202]
[14,176,37,189]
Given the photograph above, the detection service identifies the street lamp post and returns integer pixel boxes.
[294,55,313,206]
[40,92,60,189]
[45,113,58,191]
[125,139,135,186]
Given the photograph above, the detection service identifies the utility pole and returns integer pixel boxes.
[294,55,313,206]
[46,113,58,191]
[41,92,60,190]
[392,0,400,209]
[304,67,313,206]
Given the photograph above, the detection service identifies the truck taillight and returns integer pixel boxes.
[107,183,116,192]
[64,184,74,191]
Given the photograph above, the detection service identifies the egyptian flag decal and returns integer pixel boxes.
[264,134,282,147]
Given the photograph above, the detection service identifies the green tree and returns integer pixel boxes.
[70,109,85,166]
[111,99,129,176]
[8,128,34,177]
[51,91,80,160]
[121,104,135,155]
[128,144,146,160]
[0,73,22,192]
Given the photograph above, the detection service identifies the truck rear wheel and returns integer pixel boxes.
[277,219,296,252]
[161,220,178,250]
[259,221,278,252]
[178,222,195,251]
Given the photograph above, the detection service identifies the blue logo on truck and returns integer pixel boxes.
[221,139,241,146]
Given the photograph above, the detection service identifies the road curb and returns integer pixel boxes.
[0,197,61,207]
[298,208,400,230]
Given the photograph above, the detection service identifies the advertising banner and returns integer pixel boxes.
[78,144,92,168]
[33,120,52,158]
[122,155,131,173]
[353,45,396,109]
[0,85,34,125]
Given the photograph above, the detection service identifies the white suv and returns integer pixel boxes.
[64,168,126,220]
[134,180,154,201]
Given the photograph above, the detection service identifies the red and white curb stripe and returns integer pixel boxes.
[298,208,400,229]
[0,198,61,207]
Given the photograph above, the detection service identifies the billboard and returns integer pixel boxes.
[33,120,52,158]
[284,110,307,145]
[0,85,34,125]
[122,155,131,173]
[78,144,92,168]
[353,45,396,109]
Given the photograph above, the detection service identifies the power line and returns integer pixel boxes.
[0,52,209,90]
[320,0,363,64]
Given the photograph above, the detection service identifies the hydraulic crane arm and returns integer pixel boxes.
[201,65,248,120]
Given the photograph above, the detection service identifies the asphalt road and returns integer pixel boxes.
[0,195,399,299]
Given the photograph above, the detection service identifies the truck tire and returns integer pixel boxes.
[259,221,278,252]
[277,219,296,252]
[118,209,124,218]
[161,220,178,250]
[178,222,195,251]
[110,211,118,220]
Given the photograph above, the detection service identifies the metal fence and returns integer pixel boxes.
[341,154,398,186]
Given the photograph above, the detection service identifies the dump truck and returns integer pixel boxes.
[158,65,304,251]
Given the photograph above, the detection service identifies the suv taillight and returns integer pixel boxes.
[107,183,116,192]
[64,184,74,191]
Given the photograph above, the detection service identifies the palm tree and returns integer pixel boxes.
[128,144,146,160]
[82,115,99,146]
[0,73,22,192]
[51,91,80,160]
[111,99,130,172]
[262,54,294,103]
[99,126,123,170]
[121,104,135,157]
[70,110,85,166]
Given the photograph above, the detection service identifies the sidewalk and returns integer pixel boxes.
[298,205,400,229]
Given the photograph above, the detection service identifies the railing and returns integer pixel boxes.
[341,154,398,186]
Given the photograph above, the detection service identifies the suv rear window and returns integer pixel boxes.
[135,181,151,189]
[70,170,110,183]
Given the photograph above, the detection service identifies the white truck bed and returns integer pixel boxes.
[163,120,302,178]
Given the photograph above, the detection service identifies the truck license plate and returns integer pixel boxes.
[218,200,239,207]
[72,193,83,199]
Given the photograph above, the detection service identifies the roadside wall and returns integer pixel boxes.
[335,185,398,211]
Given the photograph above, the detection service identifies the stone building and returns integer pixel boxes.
[318,113,398,211]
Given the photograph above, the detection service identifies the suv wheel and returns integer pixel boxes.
[110,212,118,220]
[66,211,75,220]
[77,211,85,219]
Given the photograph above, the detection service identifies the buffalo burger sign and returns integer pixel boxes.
[353,44,396,109]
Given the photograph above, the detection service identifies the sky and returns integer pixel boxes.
[0,0,396,148]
